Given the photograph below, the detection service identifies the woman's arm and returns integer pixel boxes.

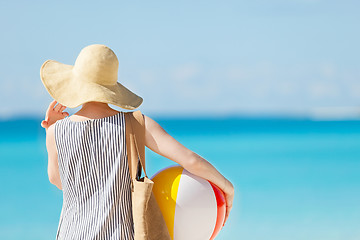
[45,124,62,190]
[41,100,69,190]
[143,114,234,225]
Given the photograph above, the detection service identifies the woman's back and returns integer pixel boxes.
[54,111,134,240]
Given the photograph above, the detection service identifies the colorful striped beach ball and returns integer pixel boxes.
[151,165,226,240]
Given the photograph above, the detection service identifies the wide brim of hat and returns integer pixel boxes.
[40,60,143,109]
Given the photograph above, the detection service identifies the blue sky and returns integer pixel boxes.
[0,0,359,119]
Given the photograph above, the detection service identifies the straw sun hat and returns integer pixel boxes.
[40,44,143,110]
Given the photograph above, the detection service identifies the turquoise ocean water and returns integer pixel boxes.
[0,116,359,240]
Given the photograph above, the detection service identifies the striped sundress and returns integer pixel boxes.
[53,111,134,240]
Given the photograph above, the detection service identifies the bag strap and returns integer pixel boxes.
[125,110,147,180]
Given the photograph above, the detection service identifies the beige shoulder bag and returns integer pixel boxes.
[125,110,171,240]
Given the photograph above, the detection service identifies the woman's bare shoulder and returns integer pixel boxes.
[45,123,57,153]
[142,114,167,133]
[46,122,56,135]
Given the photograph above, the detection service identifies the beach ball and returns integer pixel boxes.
[151,165,226,240]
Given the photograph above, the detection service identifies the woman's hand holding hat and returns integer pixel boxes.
[41,100,69,130]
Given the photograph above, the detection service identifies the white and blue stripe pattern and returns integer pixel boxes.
[54,112,134,240]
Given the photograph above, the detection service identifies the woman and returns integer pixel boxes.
[40,44,234,239]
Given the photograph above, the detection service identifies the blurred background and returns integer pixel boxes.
[0,0,359,239]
